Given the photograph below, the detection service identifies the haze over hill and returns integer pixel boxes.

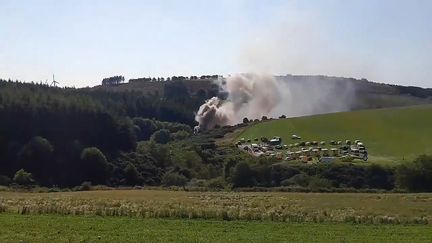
[96,74,432,130]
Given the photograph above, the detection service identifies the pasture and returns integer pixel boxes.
[1,214,431,242]
[237,105,432,163]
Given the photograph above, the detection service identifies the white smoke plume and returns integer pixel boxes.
[195,73,355,131]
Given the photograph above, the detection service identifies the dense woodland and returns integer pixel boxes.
[0,79,208,186]
[0,78,431,192]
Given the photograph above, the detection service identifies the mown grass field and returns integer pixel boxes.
[1,214,432,243]
[237,105,432,163]
[1,190,432,224]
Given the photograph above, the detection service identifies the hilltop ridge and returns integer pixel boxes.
[94,74,431,111]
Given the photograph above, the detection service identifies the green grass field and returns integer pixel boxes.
[237,105,432,162]
[1,214,432,243]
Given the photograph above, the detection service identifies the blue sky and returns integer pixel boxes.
[0,0,431,87]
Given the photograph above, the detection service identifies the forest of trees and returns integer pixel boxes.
[0,79,209,187]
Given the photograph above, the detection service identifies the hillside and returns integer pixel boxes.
[96,75,431,111]
[237,105,432,162]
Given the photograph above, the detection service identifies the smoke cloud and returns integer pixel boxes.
[194,4,358,131]
[195,73,355,131]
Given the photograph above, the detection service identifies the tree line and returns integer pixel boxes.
[101,76,125,86]
[118,74,221,85]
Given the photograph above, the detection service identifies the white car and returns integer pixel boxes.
[291,134,301,139]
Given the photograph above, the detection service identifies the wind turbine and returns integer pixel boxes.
[51,74,59,87]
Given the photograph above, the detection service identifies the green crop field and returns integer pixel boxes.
[237,105,432,163]
[1,214,432,243]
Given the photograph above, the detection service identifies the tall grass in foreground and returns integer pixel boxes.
[0,190,431,224]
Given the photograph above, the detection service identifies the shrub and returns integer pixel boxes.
[232,162,255,187]
[270,165,300,186]
[161,172,188,187]
[308,177,333,190]
[125,163,141,186]
[18,136,54,182]
[365,164,394,190]
[80,147,109,184]
[281,173,310,187]
[151,129,171,144]
[205,177,227,189]
[0,175,11,186]
[79,181,92,191]
[186,178,206,187]
[396,155,432,192]
[171,130,190,140]
[243,117,249,123]
[13,169,35,186]
[133,118,157,140]
[251,164,272,186]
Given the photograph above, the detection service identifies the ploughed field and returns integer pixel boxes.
[237,105,432,163]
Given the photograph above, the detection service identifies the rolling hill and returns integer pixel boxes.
[95,75,431,111]
[236,105,432,163]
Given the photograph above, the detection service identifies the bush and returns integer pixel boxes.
[151,129,171,144]
[80,147,109,184]
[396,155,432,192]
[365,164,394,190]
[308,177,333,190]
[186,178,206,187]
[205,177,227,189]
[79,181,92,191]
[18,136,54,183]
[171,130,190,140]
[0,175,11,186]
[243,117,249,123]
[281,173,310,187]
[161,172,188,187]
[232,162,255,187]
[270,164,300,186]
[251,164,272,187]
[13,169,35,186]
[125,163,141,186]
[133,118,157,140]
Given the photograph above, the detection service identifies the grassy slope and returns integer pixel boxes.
[1,214,431,243]
[237,105,432,162]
